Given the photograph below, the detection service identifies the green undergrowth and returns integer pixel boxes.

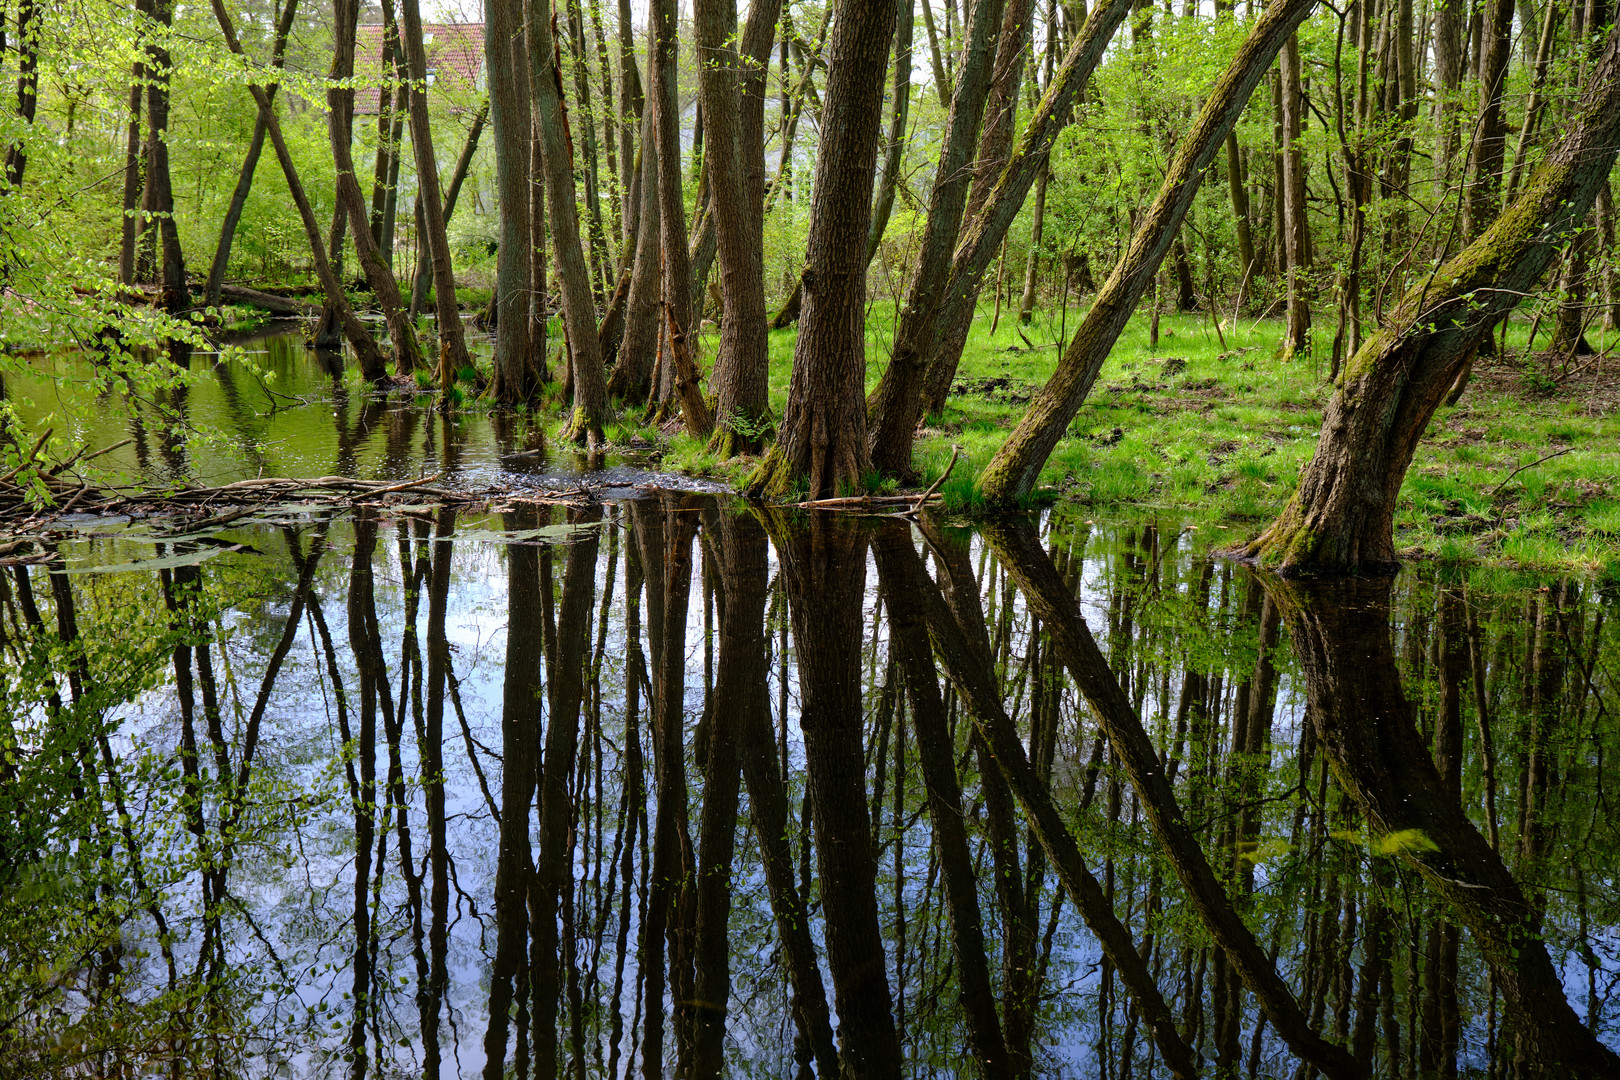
[652,301,1620,576]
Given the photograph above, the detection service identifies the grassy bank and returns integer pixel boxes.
[652,304,1620,576]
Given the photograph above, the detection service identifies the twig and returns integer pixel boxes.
[913,445,961,512]
[0,427,53,486]
[1488,446,1575,498]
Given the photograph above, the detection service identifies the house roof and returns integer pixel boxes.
[354,22,484,114]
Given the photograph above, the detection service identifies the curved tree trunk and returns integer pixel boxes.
[488,5,537,404]
[203,0,391,383]
[1243,23,1620,575]
[744,0,895,499]
[528,0,611,444]
[978,0,1317,507]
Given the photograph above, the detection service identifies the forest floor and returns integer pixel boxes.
[649,306,1620,577]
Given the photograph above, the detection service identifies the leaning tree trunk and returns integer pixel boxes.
[1243,22,1620,575]
[397,0,471,386]
[744,0,896,499]
[329,0,425,375]
[978,0,1318,507]
[206,0,301,307]
[865,0,915,266]
[487,4,536,404]
[408,101,487,320]
[528,0,611,444]
[864,0,1132,457]
[203,0,390,382]
[863,0,1009,479]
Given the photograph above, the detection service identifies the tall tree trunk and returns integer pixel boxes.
[489,6,537,404]
[978,0,1317,507]
[697,0,785,455]
[744,0,896,498]
[529,0,612,443]
[649,0,716,439]
[408,100,488,320]
[398,0,472,387]
[1243,23,1620,575]
[1279,33,1311,360]
[367,0,402,250]
[866,0,916,265]
[329,0,424,374]
[864,0,1010,478]
[203,0,392,381]
[145,0,187,314]
[608,127,660,401]
[118,0,149,288]
[1463,0,1514,239]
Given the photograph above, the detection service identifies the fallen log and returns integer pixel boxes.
[218,284,320,316]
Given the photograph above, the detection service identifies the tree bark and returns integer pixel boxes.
[696,0,785,455]
[488,6,537,403]
[329,0,425,375]
[744,0,896,498]
[649,0,716,440]
[978,0,1317,507]
[608,126,660,401]
[145,0,187,314]
[118,0,149,288]
[866,0,916,266]
[1243,23,1620,575]
[1279,32,1311,360]
[409,99,488,320]
[529,0,612,443]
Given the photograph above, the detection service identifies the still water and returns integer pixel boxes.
[1,332,1617,1079]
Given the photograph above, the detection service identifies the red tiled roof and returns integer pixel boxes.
[355,22,484,114]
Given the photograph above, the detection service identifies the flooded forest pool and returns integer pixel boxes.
[2,328,1618,1078]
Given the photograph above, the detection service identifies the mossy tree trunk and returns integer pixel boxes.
[1244,24,1620,575]
[745,0,895,500]
[977,0,1317,507]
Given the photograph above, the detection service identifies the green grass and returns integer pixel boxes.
[640,300,1620,573]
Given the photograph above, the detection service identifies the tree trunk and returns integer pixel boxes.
[919,0,1040,407]
[367,0,402,251]
[608,127,660,401]
[744,0,896,499]
[1268,574,1620,1078]
[1243,23,1620,575]
[978,0,1317,507]
[145,0,187,314]
[1463,0,1514,239]
[529,0,611,444]
[408,99,488,320]
[696,0,785,455]
[488,6,537,404]
[206,0,300,307]
[864,0,1009,478]
[649,0,716,440]
[118,1,148,288]
[203,0,392,382]
[866,0,916,266]
[1279,32,1311,360]
[398,0,472,387]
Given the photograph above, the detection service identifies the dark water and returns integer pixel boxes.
[3,329,1619,1078]
[3,496,1617,1079]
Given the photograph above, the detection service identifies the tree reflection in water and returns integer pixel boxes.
[2,498,1616,1078]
